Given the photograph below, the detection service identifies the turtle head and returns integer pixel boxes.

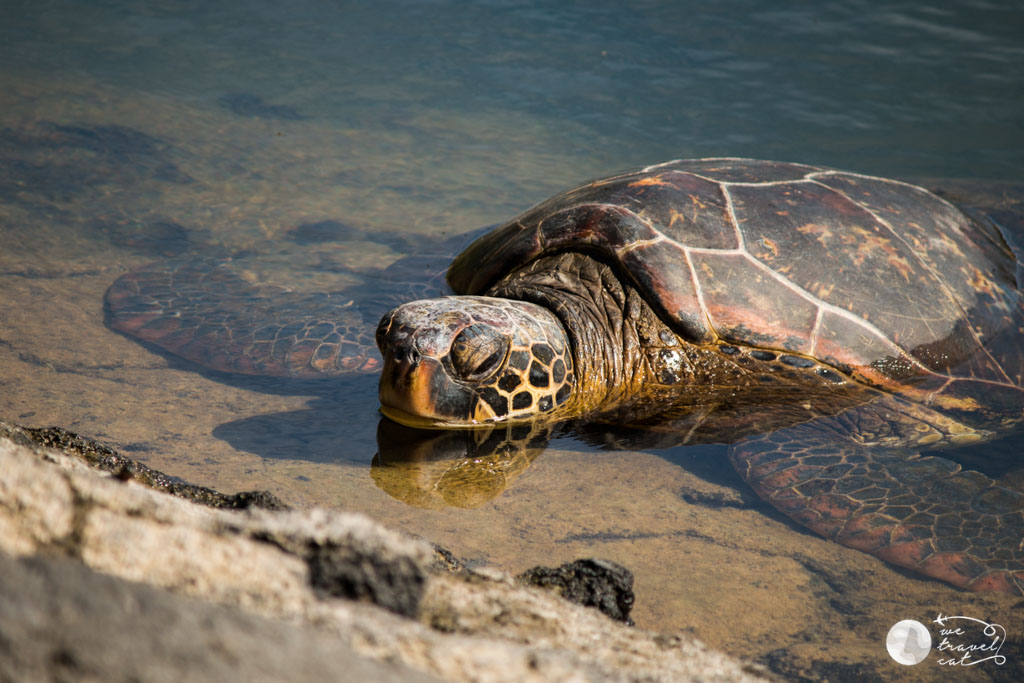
[375,296,574,428]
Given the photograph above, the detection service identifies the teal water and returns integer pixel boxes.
[3,1,1022,177]
[2,1,1023,678]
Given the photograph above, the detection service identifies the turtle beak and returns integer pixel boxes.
[378,352,477,428]
[376,309,476,427]
[379,351,429,420]
[379,345,429,415]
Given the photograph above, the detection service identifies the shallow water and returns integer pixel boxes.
[2,1,1023,679]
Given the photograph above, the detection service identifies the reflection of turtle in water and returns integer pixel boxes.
[370,420,550,511]
[106,158,1024,594]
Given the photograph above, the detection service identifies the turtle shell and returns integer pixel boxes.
[448,158,1023,394]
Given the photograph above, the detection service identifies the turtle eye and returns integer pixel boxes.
[450,324,509,382]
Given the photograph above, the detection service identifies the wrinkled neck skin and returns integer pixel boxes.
[487,251,660,418]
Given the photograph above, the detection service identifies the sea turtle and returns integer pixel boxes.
[106,158,1024,594]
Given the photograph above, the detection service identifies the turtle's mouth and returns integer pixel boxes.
[378,405,456,430]
[378,352,495,429]
[379,402,501,430]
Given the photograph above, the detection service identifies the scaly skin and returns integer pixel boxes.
[731,396,1024,594]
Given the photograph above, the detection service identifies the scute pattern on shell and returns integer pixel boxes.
[448,158,1023,395]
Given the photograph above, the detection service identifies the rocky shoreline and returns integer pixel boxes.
[0,420,767,682]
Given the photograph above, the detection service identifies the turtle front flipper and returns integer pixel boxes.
[729,410,1024,595]
[105,228,489,378]
[105,256,394,377]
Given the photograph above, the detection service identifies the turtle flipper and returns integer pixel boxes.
[105,228,489,378]
[730,424,1024,594]
[105,256,389,377]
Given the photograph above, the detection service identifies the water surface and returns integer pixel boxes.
[2,1,1023,679]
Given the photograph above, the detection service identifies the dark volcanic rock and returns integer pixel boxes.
[306,539,428,618]
[518,558,636,625]
[1,421,288,511]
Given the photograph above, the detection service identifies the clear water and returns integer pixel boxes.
[2,1,1023,678]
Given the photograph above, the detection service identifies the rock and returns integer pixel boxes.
[306,538,427,617]
[0,551,435,683]
[518,558,636,625]
[0,424,768,682]
[252,507,433,618]
[4,422,288,510]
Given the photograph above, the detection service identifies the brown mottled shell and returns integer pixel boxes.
[448,158,1023,396]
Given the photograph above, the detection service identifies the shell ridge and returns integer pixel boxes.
[808,307,824,357]
[810,178,1014,385]
[660,170,725,187]
[576,202,719,344]
[810,169,968,216]
[615,234,668,256]
[720,184,746,251]
[717,178,818,188]
[729,246,936,376]
[641,159,684,172]
[684,246,745,256]
[551,202,662,247]
[682,246,714,340]
[641,156,763,173]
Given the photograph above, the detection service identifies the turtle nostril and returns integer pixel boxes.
[393,347,420,366]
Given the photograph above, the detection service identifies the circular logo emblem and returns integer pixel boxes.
[886,620,932,665]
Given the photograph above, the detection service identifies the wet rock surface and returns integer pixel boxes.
[0,421,766,682]
[518,558,636,626]
[3,422,289,511]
